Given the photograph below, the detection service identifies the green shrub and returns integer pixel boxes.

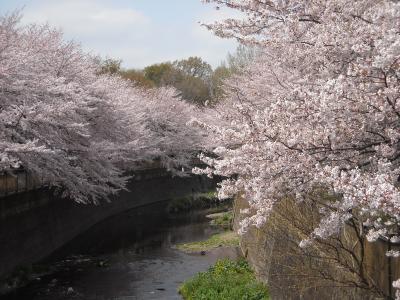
[179,259,269,300]
[210,211,233,228]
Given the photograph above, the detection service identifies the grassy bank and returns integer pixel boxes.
[207,211,233,228]
[179,259,269,300]
[176,231,239,252]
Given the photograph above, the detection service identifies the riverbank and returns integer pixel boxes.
[179,258,269,300]
[175,231,239,252]
[176,211,269,300]
[0,201,240,300]
[174,208,237,252]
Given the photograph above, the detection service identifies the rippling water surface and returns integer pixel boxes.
[2,201,239,300]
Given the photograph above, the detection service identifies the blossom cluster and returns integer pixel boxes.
[0,12,210,203]
[198,0,400,296]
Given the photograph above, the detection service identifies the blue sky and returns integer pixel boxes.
[0,0,238,69]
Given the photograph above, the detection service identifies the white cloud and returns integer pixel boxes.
[19,0,238,69]
[23,0,150,37]
[89,9,149,25]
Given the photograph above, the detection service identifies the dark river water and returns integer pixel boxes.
[2,201,239,300]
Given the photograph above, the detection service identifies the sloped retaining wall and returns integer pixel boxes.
[233,196,400,300]
[0,168,217,278]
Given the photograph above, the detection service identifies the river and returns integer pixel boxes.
[1,201,239,300]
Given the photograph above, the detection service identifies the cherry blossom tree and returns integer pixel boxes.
[0,12,209,203]
[197,0,400,296]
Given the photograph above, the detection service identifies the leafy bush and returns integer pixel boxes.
[179,259,269,300]
[210,211,233,228]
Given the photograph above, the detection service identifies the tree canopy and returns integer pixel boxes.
[196,0,400,295]
[0,12,212,203]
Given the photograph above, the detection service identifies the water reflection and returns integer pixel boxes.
[3,201,239,300]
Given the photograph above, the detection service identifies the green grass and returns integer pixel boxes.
[209,211,233,228]
[198,191,218,199]
[176,231,239,252]
[179,259,269,300]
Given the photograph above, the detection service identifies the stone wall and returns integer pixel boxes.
[233,195,400,300]
[0,168,217,278]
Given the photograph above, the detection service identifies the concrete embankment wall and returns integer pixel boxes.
[0,168,217,278]
[233,196,400,300]
[0,169,43,199]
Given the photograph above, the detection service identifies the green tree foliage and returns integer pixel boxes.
[174,56,212,80]
[119,69,155,88]
[172,57,213,105]
[143,62,176,86]
[99,58,122,75]
[210,64,231,102]
[98,51,256,106]
[173,73,210,106]
[98,58,154,88]
[142,57,213,106]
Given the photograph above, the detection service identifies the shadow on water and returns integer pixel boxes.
[2,201,239,300]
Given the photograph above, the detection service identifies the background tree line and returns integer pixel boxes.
[100,45,257,106]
